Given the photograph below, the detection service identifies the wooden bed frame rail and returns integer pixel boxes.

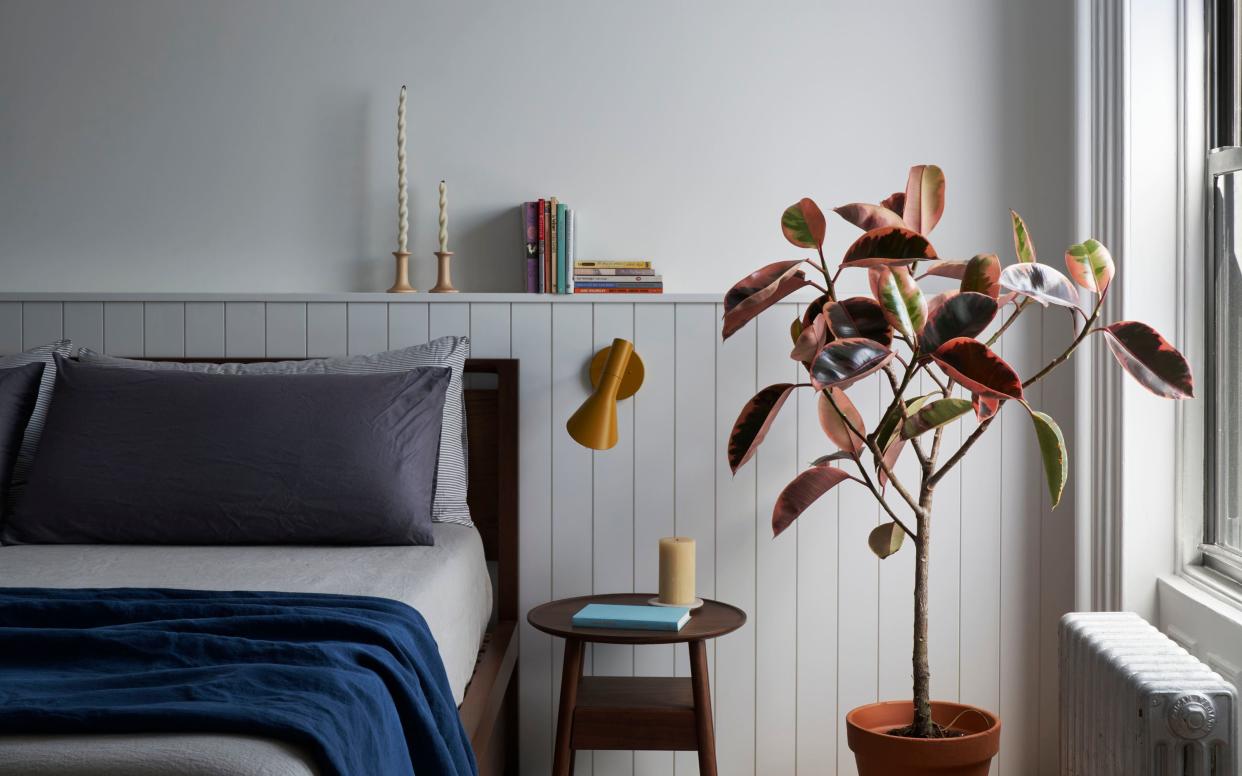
[458,358,519,776]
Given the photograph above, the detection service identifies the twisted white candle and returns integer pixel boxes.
[438,180,448,252]
[396,86,408,253]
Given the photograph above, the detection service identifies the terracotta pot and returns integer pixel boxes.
[846,700,1001,776]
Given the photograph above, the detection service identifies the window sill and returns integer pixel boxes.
[1157,573,1242,686]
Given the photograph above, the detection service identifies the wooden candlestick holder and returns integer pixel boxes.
[387,251,416,293]
[431,250,458,293]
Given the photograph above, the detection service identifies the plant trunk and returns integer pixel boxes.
[911,487,934,737]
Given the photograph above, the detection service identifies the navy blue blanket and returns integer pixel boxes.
[0,587,477,776]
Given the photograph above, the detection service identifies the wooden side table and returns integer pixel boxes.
[527,593,746,776]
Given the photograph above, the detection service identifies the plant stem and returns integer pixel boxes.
[985,299,1031,347]
[912,484,934,736]
[816,247,837,300]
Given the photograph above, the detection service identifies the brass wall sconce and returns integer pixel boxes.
[566,338,645,450]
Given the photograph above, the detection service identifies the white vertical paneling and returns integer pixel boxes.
[185,302,225,357]
[388,303,430,348]
[22,302,62,348]
[673,303,717,776]
[306,303,346,357]
[550,302,595,776]
[836,368,881,776]
[0,303,22,353]
[103,302,144,356]
[795,303,837,773]
[0,294,1074,774]
[632,303,677,776]
[1039,307,1076,774]
[590,303,634,776]
[510,303,554,776]
[224,302,265,358]
[143,303,185,357]
[714,303,756,776]
[63,302,104,353]
[754,305,798,776]
[468,303,510,358]
[347,303,388,355]
[264,303,307,359]
[998,313,1042,775]
[428,303,470,341]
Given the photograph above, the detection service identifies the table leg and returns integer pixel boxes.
[552,638,584,776]
[689,639,717,776]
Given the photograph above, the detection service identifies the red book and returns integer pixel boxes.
[572,287,665,294]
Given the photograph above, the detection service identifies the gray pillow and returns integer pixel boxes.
[5,355,450,546]
[78,336,472,526]
[1,340,73,507]
[0,362,45,521]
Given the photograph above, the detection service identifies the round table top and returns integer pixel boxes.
[527,593,746,645]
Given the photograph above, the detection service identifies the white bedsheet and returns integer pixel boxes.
[0,523,492,776]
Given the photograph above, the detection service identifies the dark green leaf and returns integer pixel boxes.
[1028,409,1068,507]
[961,253,1001,298]
[825,297,892,347]
[919,291,998,354]
[841,226,938,268]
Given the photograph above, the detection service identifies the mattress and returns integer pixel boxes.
[0,522,492,776]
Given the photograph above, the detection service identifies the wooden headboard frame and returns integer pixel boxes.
[462,358,519,623]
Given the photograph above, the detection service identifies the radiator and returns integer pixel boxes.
[1060,612,1237,776]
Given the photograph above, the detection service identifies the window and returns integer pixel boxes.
[1205,0,1242,584]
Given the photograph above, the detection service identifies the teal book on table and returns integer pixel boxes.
[571,603,690,631]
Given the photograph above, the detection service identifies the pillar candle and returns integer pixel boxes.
[396,86,409,253]
[658,536,696,605]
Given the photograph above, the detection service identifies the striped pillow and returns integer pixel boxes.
[2,340,74,510]
[77,336,473,526]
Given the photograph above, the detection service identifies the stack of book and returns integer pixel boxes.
[572,260,663,294]
[520,199,576,293]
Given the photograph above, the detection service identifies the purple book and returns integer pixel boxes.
[522,202,538,293]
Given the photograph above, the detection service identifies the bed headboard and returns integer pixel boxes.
[462,358,518,623]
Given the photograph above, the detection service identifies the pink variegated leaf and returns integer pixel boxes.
[833,202,907,232]
[870,266,927,341]
[781,198,827,249]
[773,466,859,537]
[877,436,906,490]
[918,259,970,280]
[791,312,829,363]
[841,226,938,268]
[881,191,906,217]
[998,263,1080,309]
[932,338,1024,401]
[961,253,1001,298]
[809,338,894,390]
[902,164,946,235]
[971,392,1001,421]
[1097,321,1194,399]
[817,388,866,454]
[728,383,798,473]
[1065,239,1115,294]
[722,260,811,339]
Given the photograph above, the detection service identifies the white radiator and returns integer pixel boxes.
[1060,612,1237,776]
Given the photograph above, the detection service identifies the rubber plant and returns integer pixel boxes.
[723,164,1194,740]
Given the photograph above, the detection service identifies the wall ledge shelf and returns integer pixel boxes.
[0,292,735,304]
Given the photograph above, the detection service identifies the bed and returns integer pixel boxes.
[0,357,520,776]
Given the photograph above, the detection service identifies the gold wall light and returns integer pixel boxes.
[566,338,645,450]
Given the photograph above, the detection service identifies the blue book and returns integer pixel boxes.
[556,203,568,294]
[571,603,690,631]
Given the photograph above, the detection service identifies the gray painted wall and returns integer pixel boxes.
[1,0,1073,294]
